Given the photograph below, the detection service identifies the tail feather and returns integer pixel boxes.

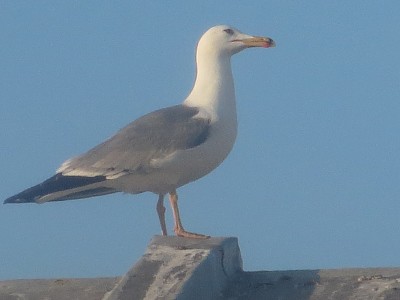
[4,173,115,204]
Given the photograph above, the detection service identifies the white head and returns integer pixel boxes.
[196,25,275,59]
[185,25,275,110]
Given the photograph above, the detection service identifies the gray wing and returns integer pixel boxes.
[58,104,211,178]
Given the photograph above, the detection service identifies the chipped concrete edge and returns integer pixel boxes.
[177,237,243,299]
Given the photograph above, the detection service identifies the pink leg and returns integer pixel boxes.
[168,190,209,239]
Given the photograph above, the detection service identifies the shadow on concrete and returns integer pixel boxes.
[224,269,320,300]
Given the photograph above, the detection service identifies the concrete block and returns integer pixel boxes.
[104,236,242,300]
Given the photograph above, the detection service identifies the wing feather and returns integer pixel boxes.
[58,105,210,178]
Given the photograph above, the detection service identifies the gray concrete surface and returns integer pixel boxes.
[1,236,400,299]
[0,278,119,300]
[224,268,400,300]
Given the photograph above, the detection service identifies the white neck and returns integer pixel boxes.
[184,53,237,122]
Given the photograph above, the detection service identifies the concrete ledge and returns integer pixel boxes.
[2,236,400,299]
[225,268,400,300]
[0,278,119,300]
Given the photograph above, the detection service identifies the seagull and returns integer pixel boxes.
[4,25,275,238]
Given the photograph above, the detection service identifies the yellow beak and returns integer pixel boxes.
[239,36,275,48]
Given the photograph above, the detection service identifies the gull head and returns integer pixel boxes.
[196,25,275,59]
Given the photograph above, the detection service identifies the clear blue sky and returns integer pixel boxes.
[1,1,399,280]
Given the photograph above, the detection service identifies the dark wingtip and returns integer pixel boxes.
[4,173,109,204]
[4,195,34,204]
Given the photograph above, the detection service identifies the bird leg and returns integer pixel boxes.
[168,190,209,239]
[156,194,168,236]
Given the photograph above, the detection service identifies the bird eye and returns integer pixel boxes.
[223,28,234,35]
